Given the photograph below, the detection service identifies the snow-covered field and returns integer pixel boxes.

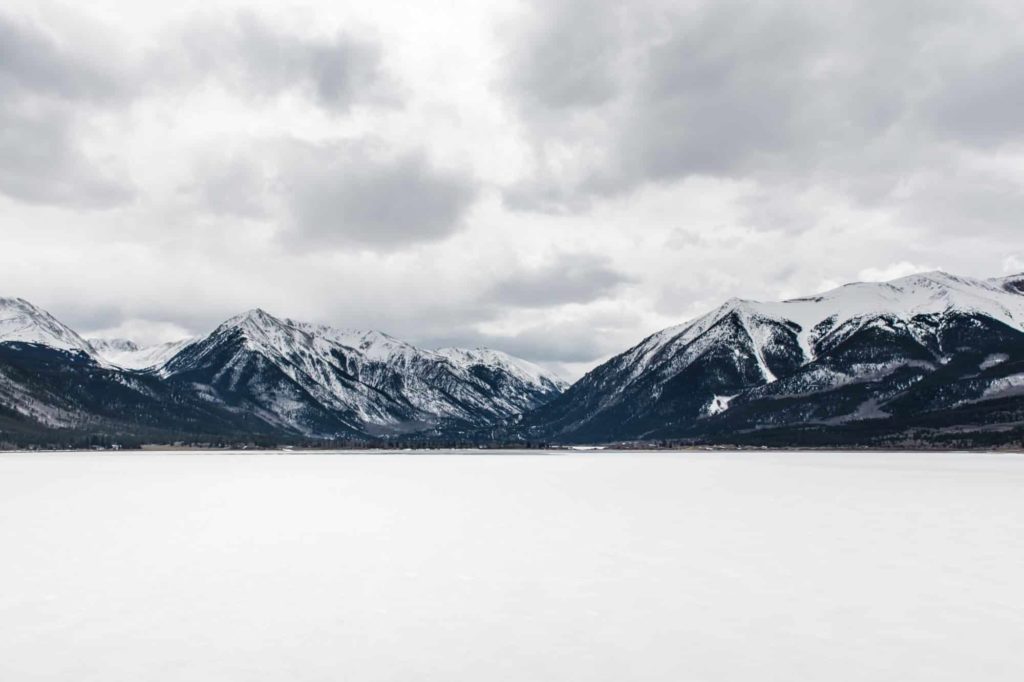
[1,450,1022,681]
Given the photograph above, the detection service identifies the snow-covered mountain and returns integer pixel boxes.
[0,298,565,444]
[0,298,97,358]
[161,309,567,436]
[518,271,1024,444]
[4,272,1024,448]
[437,347,566,395]
[0,306,280,443]
[88,337,193,370]
[998,273,1024,295]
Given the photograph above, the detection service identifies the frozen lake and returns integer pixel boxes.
[1,450,1022,681]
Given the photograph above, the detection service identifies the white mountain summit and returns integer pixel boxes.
[0,297,96,357]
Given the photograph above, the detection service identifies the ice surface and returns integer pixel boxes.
[1,450,1022,682]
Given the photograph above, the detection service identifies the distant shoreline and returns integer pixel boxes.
[2,445,1022,455]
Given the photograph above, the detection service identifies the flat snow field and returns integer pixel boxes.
[1,451,1023,681]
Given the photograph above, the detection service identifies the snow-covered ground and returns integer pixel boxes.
[1,450,1022,681]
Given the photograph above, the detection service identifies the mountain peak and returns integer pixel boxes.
[912,269,954,279]
[218,308,291,335]
[889,270,970,289]
[232,308,278,324]
[0,297,96,356]
[0,297,44,315]
[720,296,765,315]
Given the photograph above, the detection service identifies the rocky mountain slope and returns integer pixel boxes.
[5,272,1024,448]
[161,309,566,437]
[516,272,1024,446]
[0,299,566,444]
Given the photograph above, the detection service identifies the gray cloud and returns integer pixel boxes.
[487,253,633,307]
[176,12,395,113]
[502,0,1024,236]
[0,8,399,209]
[2,1,1021,378]
[508,1,907,193]
[610,2,831,182]
[928,49,1024,146]
[505,0,624,111]
[0,12,133,101]
[278,141,478,249]
[0,104,134,208]
[0,11,136,207]
[183,153,270,218]
[892,165,1024,237]
[471,327,610,363]
[421,324,615,364]
[416,296,656,369]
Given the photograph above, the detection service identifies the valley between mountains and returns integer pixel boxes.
[3,270,1024,449]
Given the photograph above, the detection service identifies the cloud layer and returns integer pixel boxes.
[1,0,1022,378]
[0,11,137,206]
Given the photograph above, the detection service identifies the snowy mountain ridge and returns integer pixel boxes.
[519,270,1024,444]
[620,271,1024,387]
[191,308,567,392]
[436,347,560,388]
[88,337,194,370]
[643,271,1024,361]
[159,307,567,434]
[0,298,567,441]
[5,270,1024,446]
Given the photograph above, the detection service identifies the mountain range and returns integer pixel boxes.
[0,299,565,446]
[515,271,1024,448]
[2,270,1024,448]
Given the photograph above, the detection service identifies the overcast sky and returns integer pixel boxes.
[2,0,1023,377]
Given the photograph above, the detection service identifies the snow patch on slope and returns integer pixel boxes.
[705,394,737,416]
[980,373,1024,402]
[980,354,1009,371]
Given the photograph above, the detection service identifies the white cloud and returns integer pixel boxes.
[0,0,1020,379]
[84,319,194,346]
[858,262,940,283]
